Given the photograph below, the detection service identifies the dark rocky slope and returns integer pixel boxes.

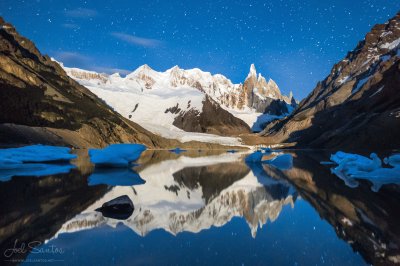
[173,96,250,135]
[261,12,400,150]
[0,17,240,149]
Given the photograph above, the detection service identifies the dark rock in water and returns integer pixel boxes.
[95,195,134,220]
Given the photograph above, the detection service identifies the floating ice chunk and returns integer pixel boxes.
[384,154,400,167]
[89,144,146,167]
[0,145,76,166]
[169,148,187,154]
[263,154,293,170]
[328,151,400,192]
[245,150,264,163]
[88,168,145,186]
[0,163,75,182]
[333,152,381,174]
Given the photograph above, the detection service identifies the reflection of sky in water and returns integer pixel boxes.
[1,149,398,265]
[27,200,365,266]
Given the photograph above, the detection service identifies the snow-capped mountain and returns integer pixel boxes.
[61,63,296,139]
[51,153,296,239]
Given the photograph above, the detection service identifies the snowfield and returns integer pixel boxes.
[59,62,294,146]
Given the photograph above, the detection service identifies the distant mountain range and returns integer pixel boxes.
[261,12,400,150]
[0,11,399,150]
[62,62,296,136]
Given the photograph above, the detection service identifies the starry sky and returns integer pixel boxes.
[1,1,399,99]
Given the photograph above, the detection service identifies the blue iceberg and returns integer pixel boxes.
[328,151,400,192]
[89,144,146,167]
[245,150,264,163]
[384,154,400,167]
[169,148,186,154]
[0,145,76,166]
[245,151,293,171]
[88,168,146,186]
[263,154,293,170]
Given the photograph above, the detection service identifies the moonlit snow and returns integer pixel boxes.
[89,144,146,167]
[328,151,400,192]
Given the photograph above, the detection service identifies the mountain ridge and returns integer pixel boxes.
[260,12,400,150]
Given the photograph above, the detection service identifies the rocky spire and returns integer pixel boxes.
[248,64,257,78]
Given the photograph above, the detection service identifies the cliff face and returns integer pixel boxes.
[261,12,400,150]
[0,17,179,148]
[173,96,250,135]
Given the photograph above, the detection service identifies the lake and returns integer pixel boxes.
[0,149,399,265]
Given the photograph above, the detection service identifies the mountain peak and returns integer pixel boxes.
[249,64,257,77]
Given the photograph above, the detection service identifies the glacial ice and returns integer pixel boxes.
[263,154,293,170]
[245,150,264,163]
[169,148,187,154]
[88,168,145,186]
[0,145,77,166]
[384,154,400,167]
[328,151,400,192]
[245,151,293,170]
[89,144,146,167]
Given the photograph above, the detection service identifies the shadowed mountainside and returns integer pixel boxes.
[261,12,400,150]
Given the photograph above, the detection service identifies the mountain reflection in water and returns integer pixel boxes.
[0,150,399,265]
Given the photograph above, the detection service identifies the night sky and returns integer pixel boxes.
[1,1,399,99]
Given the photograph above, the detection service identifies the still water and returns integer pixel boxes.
[0,149,399,265]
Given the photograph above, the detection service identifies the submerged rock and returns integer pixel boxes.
[95,195,134,220]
